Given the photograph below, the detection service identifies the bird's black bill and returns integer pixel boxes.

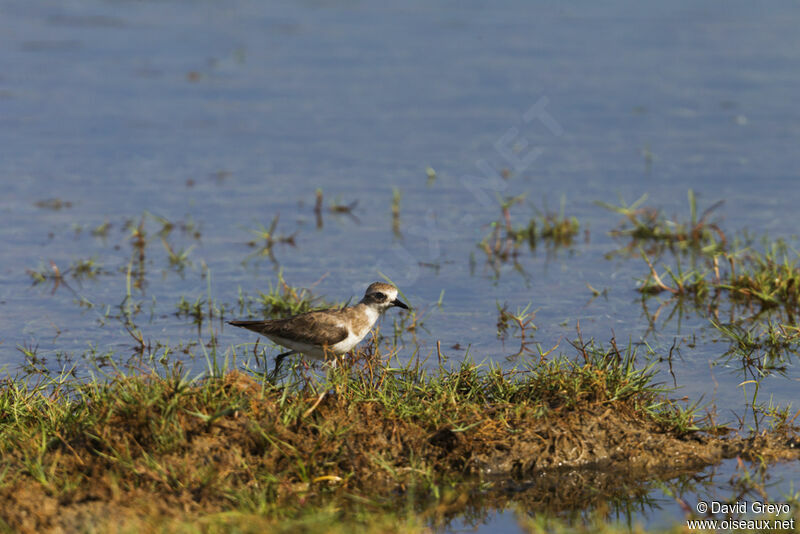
[392,298,409,310]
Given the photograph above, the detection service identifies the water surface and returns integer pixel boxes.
[2,1,799,530]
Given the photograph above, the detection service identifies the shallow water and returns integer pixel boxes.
[2,0,799,530]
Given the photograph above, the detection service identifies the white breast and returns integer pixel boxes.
[330,306,380,354]
[331,325,372,354]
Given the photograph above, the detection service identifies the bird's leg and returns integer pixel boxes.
[271,350,296,380]
[320,346,340,398]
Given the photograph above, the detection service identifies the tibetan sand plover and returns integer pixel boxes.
[228,281,409,372]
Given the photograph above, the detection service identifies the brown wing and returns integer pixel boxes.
[228,310,348,346]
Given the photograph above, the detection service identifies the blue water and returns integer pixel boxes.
[2,0,799,530]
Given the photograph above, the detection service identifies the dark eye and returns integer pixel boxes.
[373,292,386,301]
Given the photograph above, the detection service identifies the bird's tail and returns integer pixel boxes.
[227,320,268,335]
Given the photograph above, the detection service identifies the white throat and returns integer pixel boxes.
[361,303,381,326]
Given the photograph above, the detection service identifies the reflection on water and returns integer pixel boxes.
[369,458,799,532]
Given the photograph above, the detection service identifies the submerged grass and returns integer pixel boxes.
[479,195,580,278]
[496,301,540,359]
[597,190,726,256]
[636,236,800,382]
[638,239,800,315]
[0,340,796,532]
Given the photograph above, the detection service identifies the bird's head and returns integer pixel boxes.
[361,282,409,312]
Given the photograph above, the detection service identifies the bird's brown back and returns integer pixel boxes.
[228,309,349,346]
